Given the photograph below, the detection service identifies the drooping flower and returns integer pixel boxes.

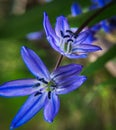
[43,12,102,59]
[0,46,86,129]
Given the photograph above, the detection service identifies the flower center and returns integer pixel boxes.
[34,78,56,99]
[60,30,76,54]
[47,80,56,91]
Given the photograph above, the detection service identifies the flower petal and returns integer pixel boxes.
[74,30,90,44]
[101,20,111,32]
[66,53,87,59]
[56,76,87,94]
[43,12,57,38]
[51,64,83,81]
[85,32,97,44]
[43,12,61,51]
[71,2,82,16]
[43,12,59,41]
[55,16,70,37]
[96,0,105,7]
[10,93,47,129]
[72,44,102,53]
[44,92,60,123]
[91,23,101,32]
[26,31,44,40]
[0,79,38,97]
[47,34,62,53]
[21,46,50,80]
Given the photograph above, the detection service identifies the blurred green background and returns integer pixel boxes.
[0,0,116,130]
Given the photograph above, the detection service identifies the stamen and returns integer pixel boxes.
[67,39,73,43]
[66,30,73,34]
[73,34,78,38]
[34,91,42,96]
[60,30,64,37]
[67,42,72,53]
[38,78,48,84]
[34,83,40,88]
[48,91,51,99]
[63,35,70,38]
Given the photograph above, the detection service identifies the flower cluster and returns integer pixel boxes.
[90,0,116,32]
[0,1,110,130]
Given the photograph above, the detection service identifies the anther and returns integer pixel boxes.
[34,83,40,87]
[38,78,48,84]
[60,30,64,37]
[48,91,51,99]
[63,35,70,38]
[34,91,42,96]
[67,39,73,43]
[73,34,78,38]
[66,30,73,34]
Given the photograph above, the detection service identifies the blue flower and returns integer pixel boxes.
[0,46,86,129]
[90,0,111,8]
[71,2,82,16]
[71,2,100,41]
[26,31,44,40]
[43,12,102,59]
[90,0,116,33]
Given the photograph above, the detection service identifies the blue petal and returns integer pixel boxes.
[56,76,87,94]
[96,0,111,7]
[71,2,82,16]
[91,23,101,32]
[74,31,90,44]
[21,46,50,80]
[26,31,44,40]
[43,12,56,37]
[44,92,60,123]
[66,53,87,59]
[43,12,59,42]
[97,0,105,7]
[51,64,83,80]
[0,79,37,97]
[43,12,61,52]
[101,20,111,33]
[46,34,62,53]
[10,93,47,129]
[72,44,102,53]
[55,16,70,37]
[85,34,97,44]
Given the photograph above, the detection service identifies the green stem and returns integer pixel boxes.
[54,55,63,70]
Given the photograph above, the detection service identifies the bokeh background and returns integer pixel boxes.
[0,0,116,130]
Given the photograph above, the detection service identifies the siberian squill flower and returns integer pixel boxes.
[43,12,102,59]
[0,46,86,129]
